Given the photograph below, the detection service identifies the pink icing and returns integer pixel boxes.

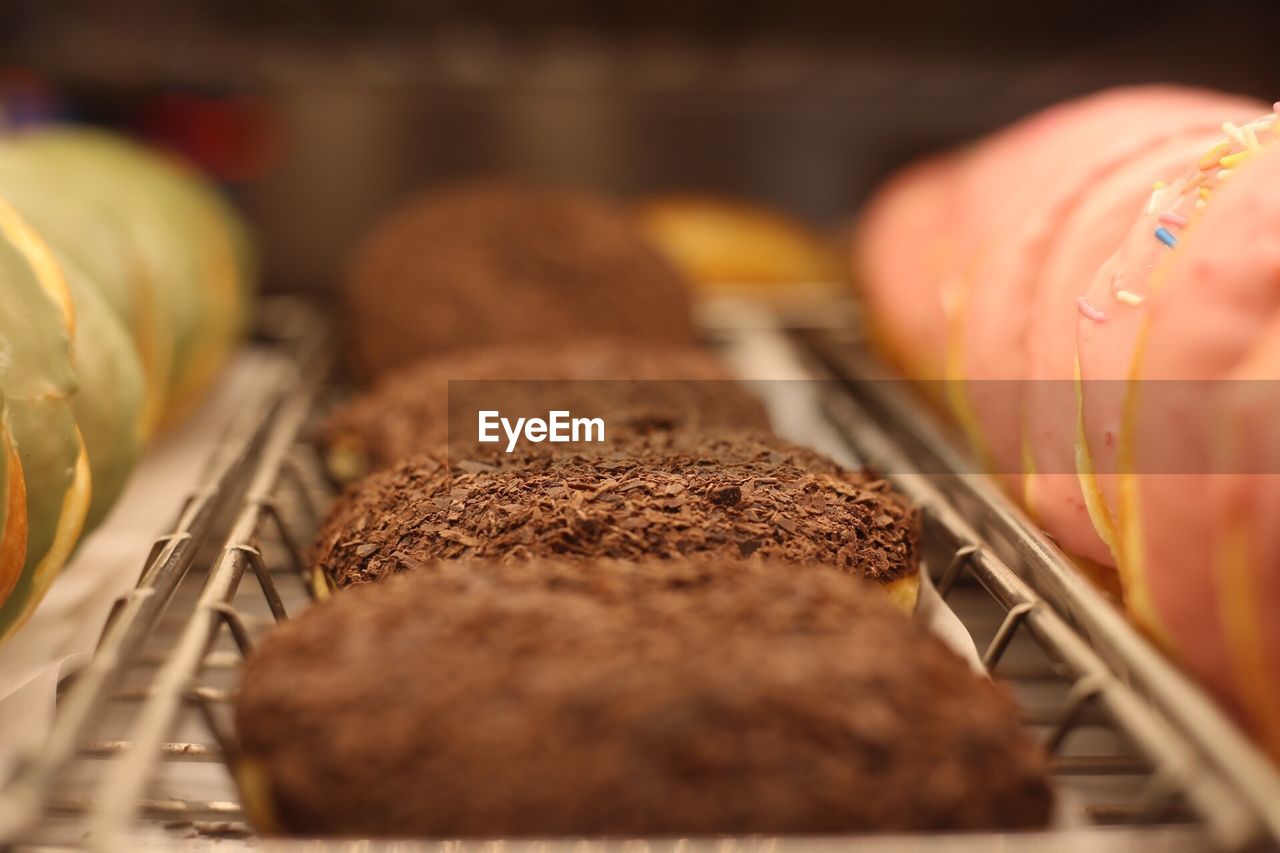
[1029,124,1256,564]
[855,154,958,379]
[860,87,1280,751]
[953,87,1262,493]
[1125,146,1280,719]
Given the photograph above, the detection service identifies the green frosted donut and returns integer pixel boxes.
[18,129,249,430]
[0,139,170,434]
[0,391,29,608]
[62,253,146,532]
[160,164,254,425]
[0,128,251,640]
[0,143,147,532]
[0,199,91,641]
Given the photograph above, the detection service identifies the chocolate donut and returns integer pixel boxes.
[309,430,921,609]
[235,557,1053,837]
[317,337,769,482]
[343,182,697,379]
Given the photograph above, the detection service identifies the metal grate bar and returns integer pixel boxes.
[86,331,330,844]
[794,328,1280,851]
[0,368,285,846]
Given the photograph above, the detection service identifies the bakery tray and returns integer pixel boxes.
[0,296,1277,852]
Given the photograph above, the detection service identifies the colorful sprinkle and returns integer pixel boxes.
[1222,121,1247,147]
[1155,226,1179,248]
[1200,142,1230,170]
[1219,151,1251,169]
[1217,168,1234,180]
[1195,199,1207,210]
[1115,290,1144,307]
[1198,187,1212,199]
[1159,211,1188,227]
[1244,125,1260,151]
[1077,296,1107,323]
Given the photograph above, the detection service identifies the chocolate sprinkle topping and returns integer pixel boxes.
[342,182,697,379]
[310,430,920,590]
[317,337,769,481]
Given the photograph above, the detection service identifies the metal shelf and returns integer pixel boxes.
[1,305,1276,851]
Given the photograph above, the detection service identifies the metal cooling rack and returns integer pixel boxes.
[792,324,1280,852]
[0,303,1277,851]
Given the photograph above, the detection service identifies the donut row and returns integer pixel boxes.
[235,182,1054,837]
[0,127,251,642]
[856,85,1280,756]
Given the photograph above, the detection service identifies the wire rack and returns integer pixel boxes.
[1,302,1278,851]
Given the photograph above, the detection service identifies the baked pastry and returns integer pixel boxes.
[0,392,27,613]
[0,129,253,641]
[854,153,958,382]
[317,337,769,481]
[0,200,91,641]
[235,557,1053,837]
[11,126,252,427]
[860,86,1261,553]
[634,193,845,298]
[855,87,1280,755]
[0,128,252,433]
[61,257,146,531]
[951,87,1261,558]
[310,429,921,610]
[343,182,697,379]
[1073,115,1280,754]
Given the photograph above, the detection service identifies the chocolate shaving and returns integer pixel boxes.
[342,182,697,379]
[310,430,921,590]
[316,338,769,482]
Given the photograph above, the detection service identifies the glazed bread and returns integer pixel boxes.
[635,193,845,297]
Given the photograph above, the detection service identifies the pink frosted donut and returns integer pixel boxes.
[1115,138,1280,751]
[858,87,1280,760]
[1025,104,1262,564]
[950,87,1262,496]
[1211,322,1280,757]
[1076,110,1279,573]
[855,154,958,381]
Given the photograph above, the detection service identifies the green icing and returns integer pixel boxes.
[0,215,82,637]
[0,231,77,399]
[10,128,251,428]
[0,392,81,638]
[0,152,148,526]
[0,142,141,336]
[0,126,252,637]
[0,392,8,552]
[62,254,145,531]
[22,130,215,404]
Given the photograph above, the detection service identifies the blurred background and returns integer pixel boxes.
[3,0,1279,292]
